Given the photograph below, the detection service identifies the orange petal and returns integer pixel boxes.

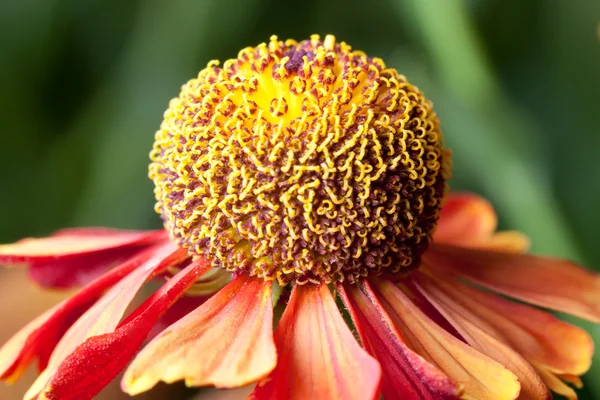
[122,276,275,394]
[371,277,521,400]
[471,231,531,253]
[426,243,600,322]
[25,243,180,400]
[434,193,497,245]
[398,281,465,341]
[338,282,461,400]
[533,364,578,400]
[0,228,166,264]
[558,374,583,389]
[250,283,381,400]
[38,258,211,400]
[410,276,550,400]
[0,244,184,382]
[415,272,593,376]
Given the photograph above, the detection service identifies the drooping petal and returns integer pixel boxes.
[37,257,211,400]
[558,374,583,389]
[146,295,209,341]
[1,228,168,289]
[472,231,530,253]
[412,275,550,400]
[25,242,185,400]
[371,278,521,400]
[27,246,149,289]
[415,272,593,376]
[398,281,464,342]
[338,282,461,400]
[434,193,497,245]
[433,194,529,253]
[0,243,184,382]
[425,243,600,322]
[533,364,578,400]
[250,283,381,400]
[123,276,274,394]
[0,304,89,384]
[0,228,166,264]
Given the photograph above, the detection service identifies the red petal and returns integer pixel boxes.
[434,193,497,245]
[27,245,150,289]
[146,295,208,341]
[25,242,185,399]
[123,276,275,394]
[371,278,521,400]
[412,274,550,400]
[38,257,211,400]
[416,272,593,376]
[338,282,461,400]
[426,243,600,322]
[0,243,183,382]
[399,280,465,342]
[0,228,166,264]
[0,305,90,384]
[250,283,381,400]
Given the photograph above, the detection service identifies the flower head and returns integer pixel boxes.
[151,34,449,284]
[0,35,599,400]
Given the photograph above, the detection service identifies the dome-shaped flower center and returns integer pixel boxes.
[150,34,450,285]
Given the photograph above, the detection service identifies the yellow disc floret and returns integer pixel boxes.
[150,34,451,285]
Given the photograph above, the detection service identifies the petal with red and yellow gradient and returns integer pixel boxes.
[434,193,497,245]
[250,283,381,400]
[27,246,151,289]
[0,228,167,288]
[411,274,550,400]
[0,228,166,264]
[434,194,529,253]
[371,278,521,400]
[338,282,461,400]
[398,281,464,342]
[122,276,275,394]
[416,272,592,376]
[37,257,211,400]
[25,242,186,400]
[0,303,93,384]
[473,231,530,253]
[0,243,184,382]
[146,295,209,341]
[533,364,578,400]
[425,243,600,323]
[559,374,583,389]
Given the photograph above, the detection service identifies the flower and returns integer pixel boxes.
[0,34,598,400]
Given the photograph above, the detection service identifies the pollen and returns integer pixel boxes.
[150,34,451,285]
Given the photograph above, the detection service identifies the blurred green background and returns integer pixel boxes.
[0,0,599,398]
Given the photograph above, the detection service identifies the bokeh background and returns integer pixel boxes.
[1,0,599,398]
